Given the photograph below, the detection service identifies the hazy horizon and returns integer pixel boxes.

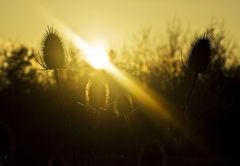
[1,0,240,47]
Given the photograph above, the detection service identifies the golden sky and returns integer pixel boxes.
[0,0,240,46]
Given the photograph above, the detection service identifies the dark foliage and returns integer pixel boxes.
[0,25,239,165]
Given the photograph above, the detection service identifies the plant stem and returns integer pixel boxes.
[183,72,198,119]
[54,68,62,93]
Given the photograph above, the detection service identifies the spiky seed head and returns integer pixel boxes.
[40,26,66,69]
[85,78,110,111]
[114,94,134,116]
[188,34,212,73]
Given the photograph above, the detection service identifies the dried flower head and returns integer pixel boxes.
[37,26,67,69]
[114,94,135,116]
[85,78,110,113]
[188,34,212,73]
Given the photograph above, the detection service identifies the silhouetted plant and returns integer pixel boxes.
[0,19,239,164]
[165,18,189,57]
[36,26,68,91]
[183,33,212,117]
[114,94,135,118]
[188,34,212,74]
[85,76,110,114]
[113,94,136,139]
[0,46,38,92]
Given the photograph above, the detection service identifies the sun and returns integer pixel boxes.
[86,45,110,70]
[69,34,111,70]
[52,21,111,70]
[87,38,110,69]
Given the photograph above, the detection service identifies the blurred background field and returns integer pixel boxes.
[0,19,240,165]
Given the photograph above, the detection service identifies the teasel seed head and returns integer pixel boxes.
[114,94,135,116]
[187,33,212,74]
[85,77,110,113]
[36,26,67,70]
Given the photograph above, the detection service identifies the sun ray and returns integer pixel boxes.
[33,8,203,148]
[63,28,183,128]
[59,25,181,125]
[107,64,172,120]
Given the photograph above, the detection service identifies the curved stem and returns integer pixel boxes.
[183,72,198,118]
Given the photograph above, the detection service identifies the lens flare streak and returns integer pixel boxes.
[107,64,172,121]
[62,27,176,124]
[32,5,209,152]
[62,31,110,70]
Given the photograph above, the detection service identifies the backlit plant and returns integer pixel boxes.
[183,33,212,116]
[36,26,68,91]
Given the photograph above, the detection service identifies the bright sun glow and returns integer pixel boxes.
[70,33,111,70]
[58,23,182,126]
[87,45,110,69]
[63,27,174,120]
[32,6,202,147]
[36,9,111,70]
[56,24,192,142]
